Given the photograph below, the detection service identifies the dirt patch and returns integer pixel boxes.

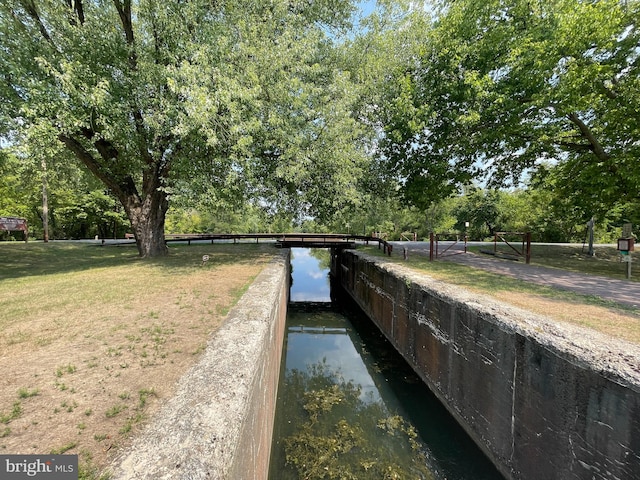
[0,245,272,476]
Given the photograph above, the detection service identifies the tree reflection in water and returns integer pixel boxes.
[271,249,504,480]
[280,359,434,480]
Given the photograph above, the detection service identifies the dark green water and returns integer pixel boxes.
[268,249,505,480]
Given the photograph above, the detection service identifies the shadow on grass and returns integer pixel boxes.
[362,247,639,312]
[0,242,277,280]
[464,244,639,281]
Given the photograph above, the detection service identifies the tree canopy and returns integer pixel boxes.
[0,0,366,256]
[379,0,640,214]
[2,0,639,249]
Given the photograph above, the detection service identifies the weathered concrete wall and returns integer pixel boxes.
[110,250,290,480]
[337,250,640,480]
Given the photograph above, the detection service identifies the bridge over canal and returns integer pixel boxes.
[163,232,393,253]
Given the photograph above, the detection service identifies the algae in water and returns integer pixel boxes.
[282,362,434,480]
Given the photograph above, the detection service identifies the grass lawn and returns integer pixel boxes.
[492,243,639,280]
[363,243,640,344]
[0,241,274,479]
[2,240,637,478]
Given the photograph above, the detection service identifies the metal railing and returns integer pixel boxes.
[429,232,467,261]
[162,232,394,255]
[481,232,532,264]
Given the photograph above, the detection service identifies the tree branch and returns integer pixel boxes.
[66,0,85,25]
[566,112,610,162]
[78,127,117,159]
[18,0,54,44]
[113,0,134,45]
[110,0,155,167]
[556,140,593,152]
[59,134,121,193]
[600,80,618,100]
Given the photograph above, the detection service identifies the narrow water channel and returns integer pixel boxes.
[268,248,505,480]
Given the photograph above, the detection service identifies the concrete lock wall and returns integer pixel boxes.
[109,250,290,480]
[337,250,640,480]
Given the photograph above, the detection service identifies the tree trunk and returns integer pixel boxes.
[57,132,171,257]
[41,158,49,243]
[123,187,169,258]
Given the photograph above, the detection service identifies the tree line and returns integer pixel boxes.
[1,0,638,253]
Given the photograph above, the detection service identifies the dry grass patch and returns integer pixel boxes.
[0,242,274,477]
[363,247,640,345]
[462,289,640,345]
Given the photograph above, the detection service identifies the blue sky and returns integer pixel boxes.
[360,0,377,17]
[289,249,331,302]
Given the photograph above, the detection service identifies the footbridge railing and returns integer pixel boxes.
[162,233,394,255]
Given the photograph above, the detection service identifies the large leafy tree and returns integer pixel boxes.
[381,0,640,211]
[0,0,360,256]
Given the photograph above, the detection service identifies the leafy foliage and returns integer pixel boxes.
[0,0,367,255]
[379,0,640,210]
[0,150,128,239]
[3,1,638,244]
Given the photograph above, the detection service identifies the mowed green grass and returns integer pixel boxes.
[525,244,639,280]
[0,241,269,279]
[367,243,639,300]
[363,243,640,343]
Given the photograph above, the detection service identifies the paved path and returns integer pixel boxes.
[392,242,640,309]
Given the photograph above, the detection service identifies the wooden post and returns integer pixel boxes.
[587,217,595,257]
[429,232,434,261]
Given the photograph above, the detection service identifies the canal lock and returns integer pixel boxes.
[268,248,505,480]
